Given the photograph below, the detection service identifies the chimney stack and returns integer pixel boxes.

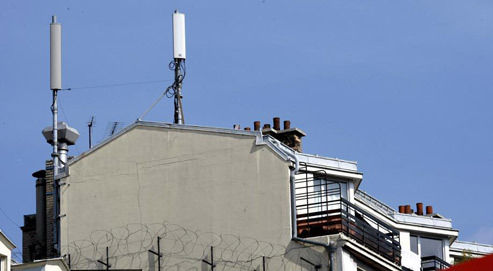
[416,203,424,215]
[426,205,434,215]
[33,170,47,259]
[398,205,405,213]
[284,120,291,130]
[250,118,306,152]
[404,205,411,214]
[254,121,260,131]
[275,119,305,152]
[273,117,281,130]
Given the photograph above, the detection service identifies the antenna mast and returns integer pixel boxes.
[172,10,186,124]
[50,15,62,256]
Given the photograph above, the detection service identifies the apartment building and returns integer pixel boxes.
[21,119,491,270]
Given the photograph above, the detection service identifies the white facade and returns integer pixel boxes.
[12,258,69,271]
[0,230,16,271]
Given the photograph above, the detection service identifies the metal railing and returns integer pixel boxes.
[421,256,451,271]
[295,164,401,265]
[355,190,397,216]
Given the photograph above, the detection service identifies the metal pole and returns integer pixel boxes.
[52,89,60,255]
[211,246,214,271]
[149,237,163,271]
[157,237,161,271]
[106,247,109,271]
[88,116,94,148]
[262,256,265,271]
[173,59,184,124]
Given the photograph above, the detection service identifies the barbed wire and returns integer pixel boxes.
[63,221,328,271]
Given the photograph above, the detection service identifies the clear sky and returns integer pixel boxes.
[1,0,492,260]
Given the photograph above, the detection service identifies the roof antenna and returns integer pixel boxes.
[137,11,187,122]
[104,121,124,139]
[87,116,95,148]
[44,15,79,256]
[172,10,186,124]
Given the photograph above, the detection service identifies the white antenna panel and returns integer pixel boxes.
[50,15,62,90]
[172,11,186,59]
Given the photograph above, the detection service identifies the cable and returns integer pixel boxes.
[139,60,187,120]
[0,207,20,227]
[62,80,172,91]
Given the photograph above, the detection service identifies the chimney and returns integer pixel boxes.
[404,205,411,214]
[254,121,260,131]
[398,205,405,213]
[426,205,434,215]
[33,170,47,259]
[262,123,277,137]
[251,118,306,152]
[273,117,281,130]
[416,203,424,215]
[284,120,291,129]
[272,119,306,152]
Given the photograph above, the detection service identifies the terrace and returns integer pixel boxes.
[295,164,401,265]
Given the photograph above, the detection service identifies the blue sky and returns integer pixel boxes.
[1,0,493,260]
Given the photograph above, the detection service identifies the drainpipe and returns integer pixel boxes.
[282,146,334,271]
[272,139,299,238]
[271,139,334,270]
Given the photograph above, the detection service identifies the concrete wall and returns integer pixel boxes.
[60,125,327,270]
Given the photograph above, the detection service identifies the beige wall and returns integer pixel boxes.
[60,126,327,270]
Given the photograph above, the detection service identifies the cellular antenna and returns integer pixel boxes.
[50,15,62,256]
[45,15,80,256]
[172,10,186,124]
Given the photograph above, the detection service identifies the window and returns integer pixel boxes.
[410,235,418,254]
[421,237,443,259]
[410,235,445,260]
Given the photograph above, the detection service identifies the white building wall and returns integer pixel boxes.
[334,247,357,271]
[399,231,421,271]
[0,232,14,271]
[443,238,451,263]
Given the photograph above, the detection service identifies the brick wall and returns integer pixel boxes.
[21,215,36,263]
[45,160,55,258]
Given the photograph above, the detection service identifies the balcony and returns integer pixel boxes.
[295,165,401,265]
[421,256,451,271]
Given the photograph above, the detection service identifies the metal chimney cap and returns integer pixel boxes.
[42,122,80,145]
[32,169,46,178]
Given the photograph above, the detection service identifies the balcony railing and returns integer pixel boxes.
[421,256,451,271]
[295,165,401,265]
